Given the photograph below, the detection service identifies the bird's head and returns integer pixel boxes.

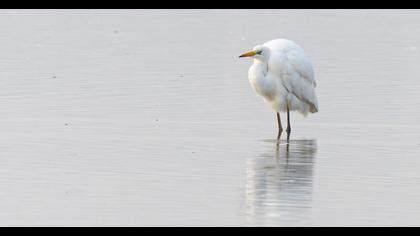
[239,45,270,62]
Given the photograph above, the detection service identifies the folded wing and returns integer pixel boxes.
[265,39,318,114]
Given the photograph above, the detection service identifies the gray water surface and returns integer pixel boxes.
[1,9,420,226]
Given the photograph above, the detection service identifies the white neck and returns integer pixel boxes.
[248,59,275,100]
[253,59,268,76]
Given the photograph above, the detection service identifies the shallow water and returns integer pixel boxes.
[1,9,420,226]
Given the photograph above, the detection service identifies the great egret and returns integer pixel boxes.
[239,39,318,139]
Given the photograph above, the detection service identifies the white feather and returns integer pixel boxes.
[247,39,318,116]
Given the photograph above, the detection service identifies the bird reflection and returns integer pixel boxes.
[245,139,317,226]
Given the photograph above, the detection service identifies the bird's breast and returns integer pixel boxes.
[248,64,276,101]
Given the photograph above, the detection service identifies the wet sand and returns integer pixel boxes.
[0,9,420,226]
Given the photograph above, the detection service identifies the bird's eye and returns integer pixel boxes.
[257,51,263,55]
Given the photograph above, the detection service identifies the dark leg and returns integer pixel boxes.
[276,112,283,140]
[286,106,291,135]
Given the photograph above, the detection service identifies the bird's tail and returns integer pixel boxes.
[309,103,318,113]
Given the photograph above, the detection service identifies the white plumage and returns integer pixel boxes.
[239,38,318,137]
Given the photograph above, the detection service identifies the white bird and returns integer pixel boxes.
[239,39,318,139]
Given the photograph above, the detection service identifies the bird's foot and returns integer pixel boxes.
[286,132,291,141]
[277,129,283,140]
[286,127,291,140]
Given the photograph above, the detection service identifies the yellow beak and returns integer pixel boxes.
[239,50,257,58]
